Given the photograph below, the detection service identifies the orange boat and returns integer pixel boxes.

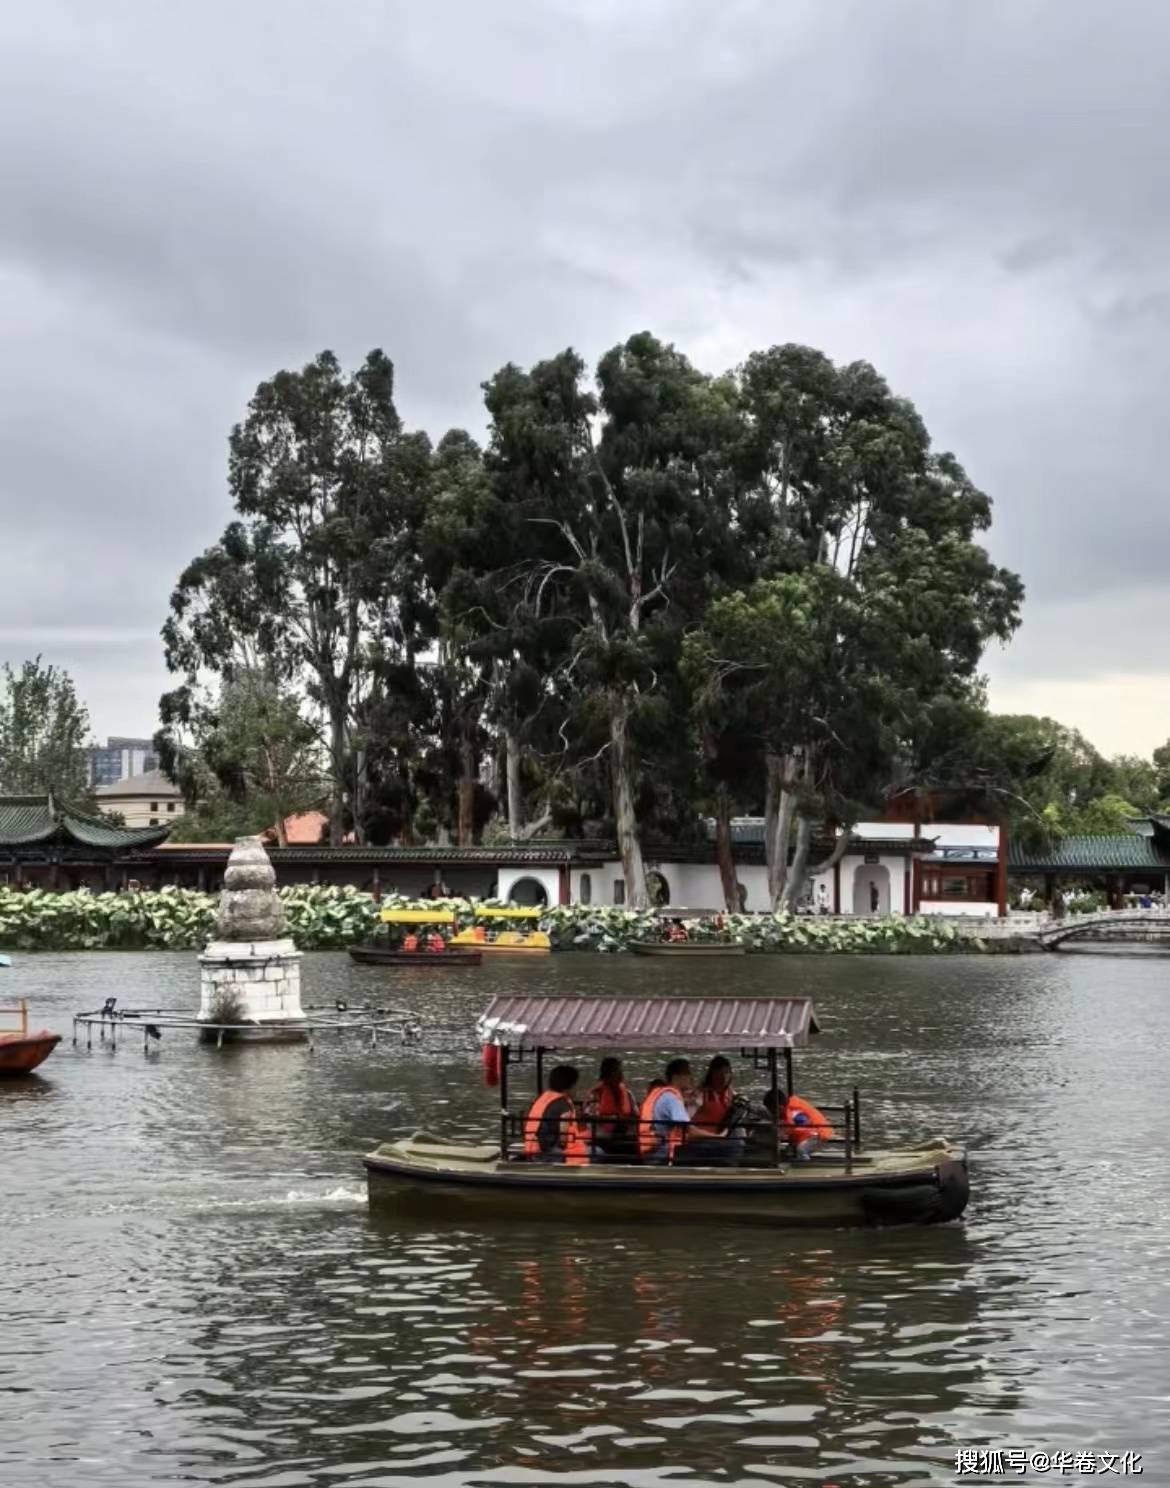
[0,997,61,1075]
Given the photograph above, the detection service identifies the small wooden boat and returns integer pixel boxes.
[631,941,746,957]
[365,1133,968,1226]
[0,999,61,1076]
[364,994,969,1227]
[359,907,481,965]
[349,945,482,967]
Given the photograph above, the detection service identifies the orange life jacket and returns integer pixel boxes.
[523,1089,589,1165]
[427,933,445,952]
[666,923,688,942]
[690,1086,733,1130]
[402,932,419,951]
[586,1080,636,1138]
[782,1094,836,1149]
[473,925,487,942]
[638,1085,687,1161]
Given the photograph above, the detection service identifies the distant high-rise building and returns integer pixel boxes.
[86,736,158,788]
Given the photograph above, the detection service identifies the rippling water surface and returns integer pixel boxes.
[2,949,1168,1486]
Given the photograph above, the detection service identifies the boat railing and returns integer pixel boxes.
[0,998,29,1037]
[503,1093,862,1171]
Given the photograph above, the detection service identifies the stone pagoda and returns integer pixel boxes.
[197,836,305,1041]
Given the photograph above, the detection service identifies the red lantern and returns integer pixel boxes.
[481,1042,501,1087]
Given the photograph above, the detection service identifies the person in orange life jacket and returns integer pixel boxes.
[583,1056,638,1157]
[426,931,445,952]
[402,931,419,952]
[639,1058,744,1167]
[762,1088,836,1161]
[523,1064,589,1164]
[688,1054,734,1126]
[665,918,688,943]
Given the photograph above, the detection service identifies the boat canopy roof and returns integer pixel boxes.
[477,995,821,1051]
[475,905,544,919]
[379,908,457,925]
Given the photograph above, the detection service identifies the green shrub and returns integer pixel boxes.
[0,886,977,955]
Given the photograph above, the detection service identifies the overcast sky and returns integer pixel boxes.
[1,1,1167,756]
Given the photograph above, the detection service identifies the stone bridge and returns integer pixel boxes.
[1036,909,1170,949]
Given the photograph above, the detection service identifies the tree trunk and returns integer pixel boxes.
[456,723,477,847]
[350,744,366,846]
[505,727,525,837]
[765,752,797,909]
[713,792,739,912]
[608,691,647,907]
[808,826,852,877]
[273,812,288,848]
[328,710,347,846]
[780,814,813,911]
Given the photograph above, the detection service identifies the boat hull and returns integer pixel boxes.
[630,942,746,957]
[364,1138,968,1228]
[0,1031,61,1075]
[348,947,483,967]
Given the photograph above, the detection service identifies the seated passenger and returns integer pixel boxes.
[689,1055,734,1126]
[665,918,689,942]
[402,931,419,952]
[762,1088,837,1161]
[638,1058,744,1167]
[427,931,445,952]
[523,1064,589,1165]
[584,1056,638,1158]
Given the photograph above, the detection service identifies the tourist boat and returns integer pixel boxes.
[451,905,552,955]
[0,997,61,1075]
[364,994,969,1227]
[349,908,482,967]
[630,941,745,957]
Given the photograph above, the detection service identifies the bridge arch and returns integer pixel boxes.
[1038,910,1170,949]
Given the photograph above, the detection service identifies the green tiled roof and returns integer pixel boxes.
[1009,833,1170,871]
[0,795,171,850]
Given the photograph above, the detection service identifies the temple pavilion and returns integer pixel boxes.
[0,794,172,890]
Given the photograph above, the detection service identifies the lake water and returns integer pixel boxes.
[2,948,1167,1487]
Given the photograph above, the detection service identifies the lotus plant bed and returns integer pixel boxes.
[0,885,983,955]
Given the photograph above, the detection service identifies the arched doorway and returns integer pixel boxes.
[509,876,549,908]
[852,864,890,916]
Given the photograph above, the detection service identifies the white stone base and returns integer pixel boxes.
[198,938,306,1041]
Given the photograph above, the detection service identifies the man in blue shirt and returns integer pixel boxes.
[639,1058,745,1167]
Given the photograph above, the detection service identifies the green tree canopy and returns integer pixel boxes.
[0,657,93,803]
[162,350,433,844]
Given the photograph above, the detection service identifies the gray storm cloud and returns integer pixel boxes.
[1,0,1167,748]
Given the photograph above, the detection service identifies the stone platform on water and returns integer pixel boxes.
[197,836,306,1042]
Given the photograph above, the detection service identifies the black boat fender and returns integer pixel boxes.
[860,1159,969,1226]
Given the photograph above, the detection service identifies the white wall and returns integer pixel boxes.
[919,900,998,918]
[497,865,560,907]
[853,821,916,841]
[922,824,1000,850]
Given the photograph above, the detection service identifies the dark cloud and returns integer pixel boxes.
[2,0,1168,749]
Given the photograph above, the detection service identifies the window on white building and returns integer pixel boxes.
[613,879,625,905]
[579,873,592,905]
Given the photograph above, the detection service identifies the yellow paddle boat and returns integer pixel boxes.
[351,908,483,966]
[451,904,551,955]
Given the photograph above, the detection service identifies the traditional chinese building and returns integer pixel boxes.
[1008,817,1170,908]
[0,795,172,890]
